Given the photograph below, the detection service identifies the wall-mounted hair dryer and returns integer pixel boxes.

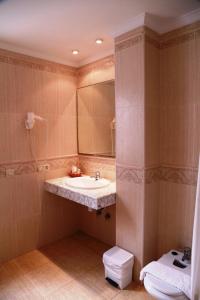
[25,112,46,130]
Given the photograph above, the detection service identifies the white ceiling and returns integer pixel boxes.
[0,0,199,67]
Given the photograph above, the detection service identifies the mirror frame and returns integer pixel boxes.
[76,79,115,158]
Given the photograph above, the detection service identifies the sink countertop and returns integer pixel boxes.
[44,176,116,209]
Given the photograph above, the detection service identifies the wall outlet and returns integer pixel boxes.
[37,164,50,172]
[6,168,15,176]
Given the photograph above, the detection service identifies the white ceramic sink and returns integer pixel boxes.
[64,176,111,190]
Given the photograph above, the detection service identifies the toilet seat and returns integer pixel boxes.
[144,274,188,299]
[145,274,183,296]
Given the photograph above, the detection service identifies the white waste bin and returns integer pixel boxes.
[103,246,134,289]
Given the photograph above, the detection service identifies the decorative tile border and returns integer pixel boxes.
[0,48,113,77]
[115,26,145,44]
[160,29,200,49]
[0,167,5,178]
[0,155,116,179]
[115,35,143,52]
[145,31,160,49]
[77,55,115,76]
[0,48,76,75]
[116,165,160,184]
[0,155,78,178]
[160,166,198,186]
[116,165,144,183]
[116,165,198,186]
[115,21,200,52]
[1,156,198,186]
[160,21,200,49]
[145,167,161,184]
[115,26,160,52]
[79,155,116,180]
[115,26,161,52]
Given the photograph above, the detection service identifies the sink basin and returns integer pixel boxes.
[64,176,111,190]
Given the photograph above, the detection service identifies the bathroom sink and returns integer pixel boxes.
[45,176,116,209]
[64,176,111,189]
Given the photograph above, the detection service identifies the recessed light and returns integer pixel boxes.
[96,39,103,44]
[72,50,79,55]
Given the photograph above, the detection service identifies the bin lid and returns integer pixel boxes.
[103,246,134,268]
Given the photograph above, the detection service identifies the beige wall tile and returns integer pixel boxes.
[145,42,160,107]
[0,176,14,224]
[0,50,116,264]
[78,205,116,246]
[0,221,17,263]
[0,59,77,164]
[115,30,148,280]
[158,181,196,256]
[115,42,144,109]
[160,104,200,168]
[143,182,159,264]
[0,62,17,113]
[0,50,78,263]
[145,106,160,167]
[14,215,40,258]
[158,27,200,259]
[116,179,144,279]
[160,35,200,168]
[115,23,199,280]
[116,105,145,167]
[38,192,79,247]
[145,41,160,167]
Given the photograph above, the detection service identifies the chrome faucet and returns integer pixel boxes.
[182,247,191,263]
[91,171,101,181]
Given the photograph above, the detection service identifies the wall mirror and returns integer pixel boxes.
[77,80,115,157]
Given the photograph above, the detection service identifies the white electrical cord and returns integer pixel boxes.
[25,112,48,174]
[27,129,37,166]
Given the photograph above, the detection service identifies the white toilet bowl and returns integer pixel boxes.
[142,250,190,300]
[144,273,188,300]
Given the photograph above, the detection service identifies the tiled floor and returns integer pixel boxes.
[0,232,154,299]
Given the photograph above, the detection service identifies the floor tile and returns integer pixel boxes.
[73,231,110,256]
[47,279,105,300]
[0,261,41,300]
[76,263,121,300]
[41,238,100,278]
[0,232,152,300]
[14,250,50,273]
[26,261,73,297]
[113,282,154,300]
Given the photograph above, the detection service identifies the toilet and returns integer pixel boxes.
[141,250,190,300]
[144,273,188,300]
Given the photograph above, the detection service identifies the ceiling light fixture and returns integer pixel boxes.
[96,39,103,44]
[72,50,79,55]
